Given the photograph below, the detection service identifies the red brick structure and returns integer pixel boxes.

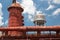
[8,0,24,27]
[7,0,25,36]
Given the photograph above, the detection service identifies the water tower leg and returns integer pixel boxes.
[56,31,59,35]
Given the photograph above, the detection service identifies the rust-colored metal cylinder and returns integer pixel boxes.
[8,2,25,36]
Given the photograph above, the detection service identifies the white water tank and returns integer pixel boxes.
[34,13,46,26]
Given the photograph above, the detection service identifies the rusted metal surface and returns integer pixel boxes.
[0,26,60,31]
[0,26,60,40]
[0,35,60,39]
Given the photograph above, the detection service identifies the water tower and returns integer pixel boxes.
[34,12,46,37]
[34,13,46,26]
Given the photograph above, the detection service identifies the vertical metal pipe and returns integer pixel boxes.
[13,0,16,3]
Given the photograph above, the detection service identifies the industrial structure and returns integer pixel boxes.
[8,0,25,36]
[34,13,46,26]
[0,0,60,40]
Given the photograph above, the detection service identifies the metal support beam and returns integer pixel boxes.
[56,31,60,35]
[0,26,60,31]
[0,35,60,39]
[0,26,59,39]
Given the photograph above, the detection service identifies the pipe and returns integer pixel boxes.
[0,26,60,31]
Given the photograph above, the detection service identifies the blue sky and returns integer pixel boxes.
[0,0,60,26]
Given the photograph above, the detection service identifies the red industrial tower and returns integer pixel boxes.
[8,0,25,36]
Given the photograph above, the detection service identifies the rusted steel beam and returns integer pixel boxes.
[0,26,60,31]
[0,35,60,39]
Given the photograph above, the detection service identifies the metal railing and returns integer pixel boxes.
[0,26,60,40]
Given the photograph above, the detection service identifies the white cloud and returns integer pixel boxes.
[21,0,36,21]
[46,0,55,10]
[28,15,32,19]
[0,3,4,26]
[48,0,51,4]
[21,0,36,15]
[47,8,60,17]
[40,0,51,2]
[52,8,60,16]
[0,3,4,36]
[36,11,42,14]
[53,0,60,4]
[46,0,60,11]
[36,11,46,16]
[46,5,55,10]
[0,3,3,16]
[28,15,34,21]
[0,3,2,8]
[5,20,8,25]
